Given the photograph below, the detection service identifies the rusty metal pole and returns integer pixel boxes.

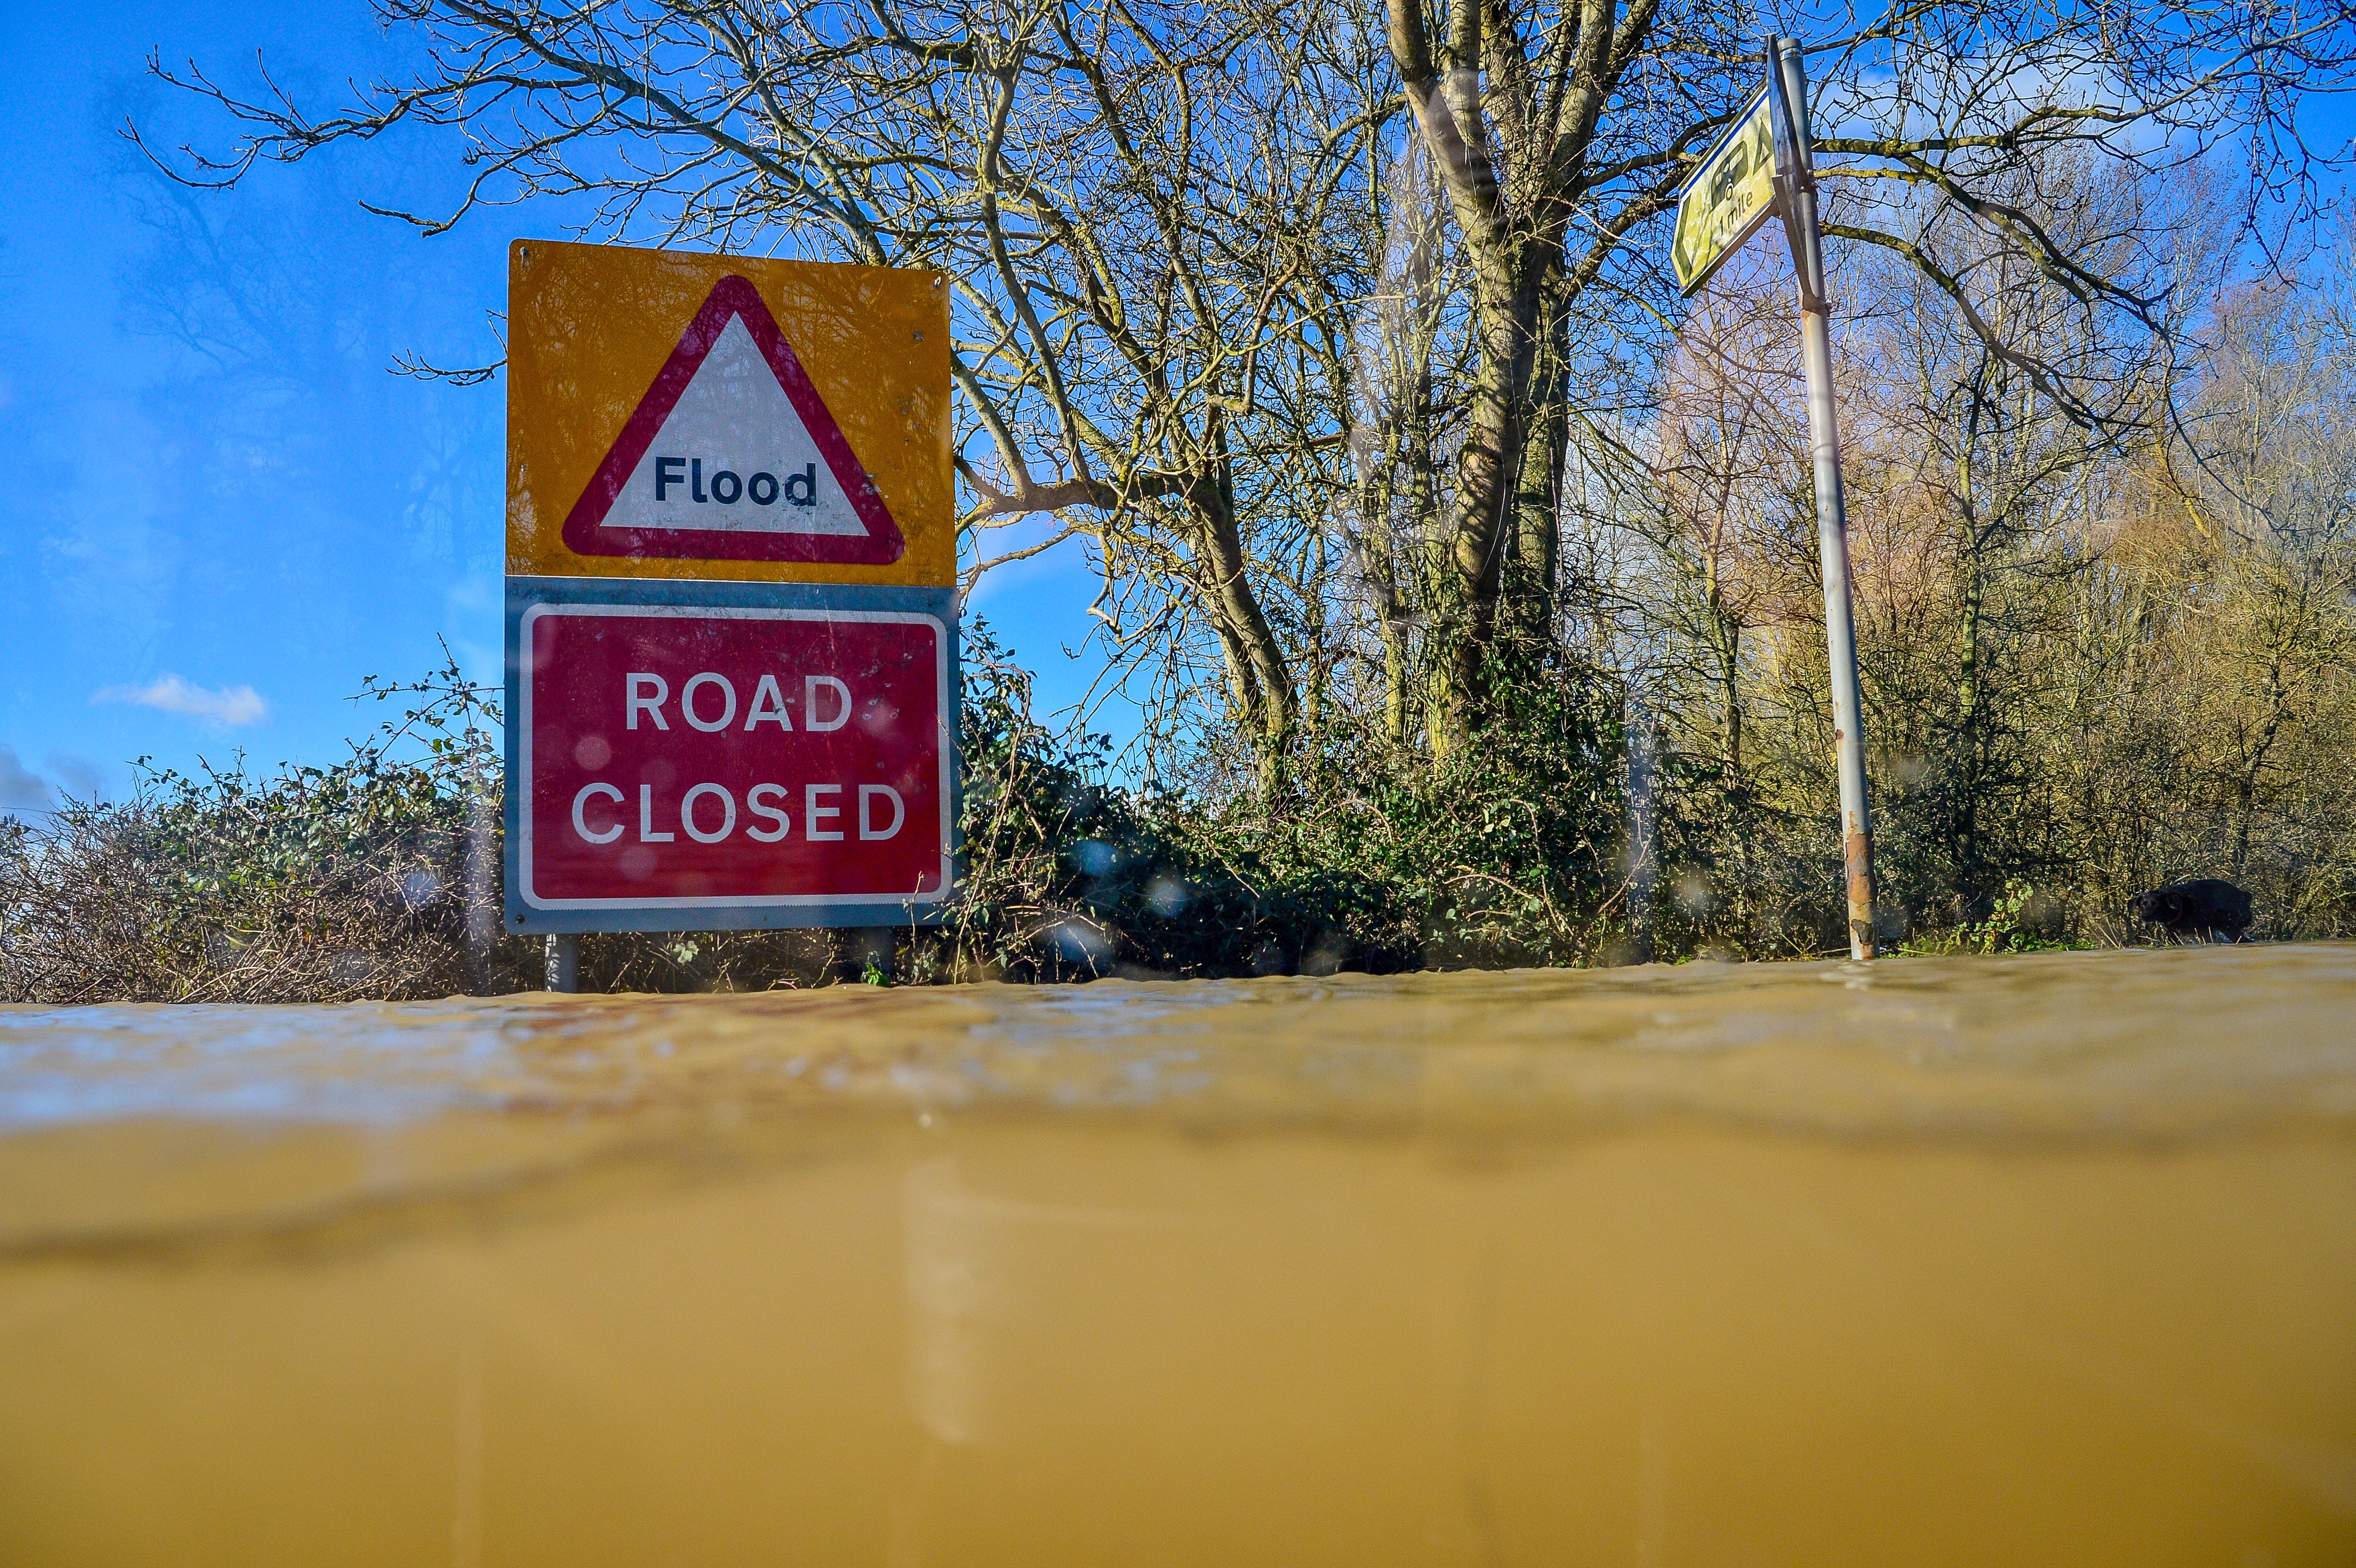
[1773,38,1878,958]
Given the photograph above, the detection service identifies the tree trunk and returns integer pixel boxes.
[1385,0,1554,760]
[1358,459,1417,749]
[1431,270,1546,756]
[2232,659,2290,876]
[1950,399,1988,910]
[1191,480,1296,791]
[1712,602,1744,791]
[1508,267,1569,642]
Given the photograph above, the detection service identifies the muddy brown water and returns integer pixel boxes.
[3,944,2353,1565]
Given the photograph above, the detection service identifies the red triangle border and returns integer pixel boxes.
[560,274,906,564]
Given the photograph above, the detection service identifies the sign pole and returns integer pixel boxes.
[545,934,579,992]
[1771,38,1878,959]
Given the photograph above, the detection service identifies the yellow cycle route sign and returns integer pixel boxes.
[1671,88,1780,296]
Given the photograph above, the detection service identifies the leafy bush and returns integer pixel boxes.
[0,656,857,1002]
[1,658,526,1002]
[921,630,1635,981]
[12,605,2327,1002]
[2,628,1654,998]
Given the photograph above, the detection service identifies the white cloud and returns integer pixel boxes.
[93,673,269,727]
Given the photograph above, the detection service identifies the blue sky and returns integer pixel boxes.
[0,0,1120,815]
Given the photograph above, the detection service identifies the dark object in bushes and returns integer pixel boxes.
[2131,879,2253,940]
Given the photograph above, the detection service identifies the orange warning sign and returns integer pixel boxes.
[507,241,951,586]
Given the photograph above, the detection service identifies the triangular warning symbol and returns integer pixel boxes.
[562,275,906,564]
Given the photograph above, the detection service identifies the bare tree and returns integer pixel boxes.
[138,0,1400,790]
[2163,267,2356,876]
[142,0,2354,810]
[1377,0,2354,751]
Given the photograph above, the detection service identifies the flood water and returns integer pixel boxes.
[3,945,2353,1566]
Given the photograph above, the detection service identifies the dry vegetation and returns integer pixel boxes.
[1604,216,2356,955]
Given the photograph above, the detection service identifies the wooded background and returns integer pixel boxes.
[6,0,2350,997]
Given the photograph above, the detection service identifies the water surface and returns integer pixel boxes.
[4,946,2353,1564]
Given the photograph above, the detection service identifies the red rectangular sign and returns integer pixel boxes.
[516,604,951,913]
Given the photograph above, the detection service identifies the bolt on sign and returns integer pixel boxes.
[1671,87,1779,296]
[503,241,958,935]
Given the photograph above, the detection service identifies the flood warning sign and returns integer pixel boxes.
[505,240,953,586]
[562,275,904,565]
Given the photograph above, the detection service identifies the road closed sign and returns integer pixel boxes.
[507,241,953,586]
[505,593,954,931]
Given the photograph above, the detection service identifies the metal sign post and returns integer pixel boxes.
[1768,39,1877,959]
[1672,42,1878,959]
